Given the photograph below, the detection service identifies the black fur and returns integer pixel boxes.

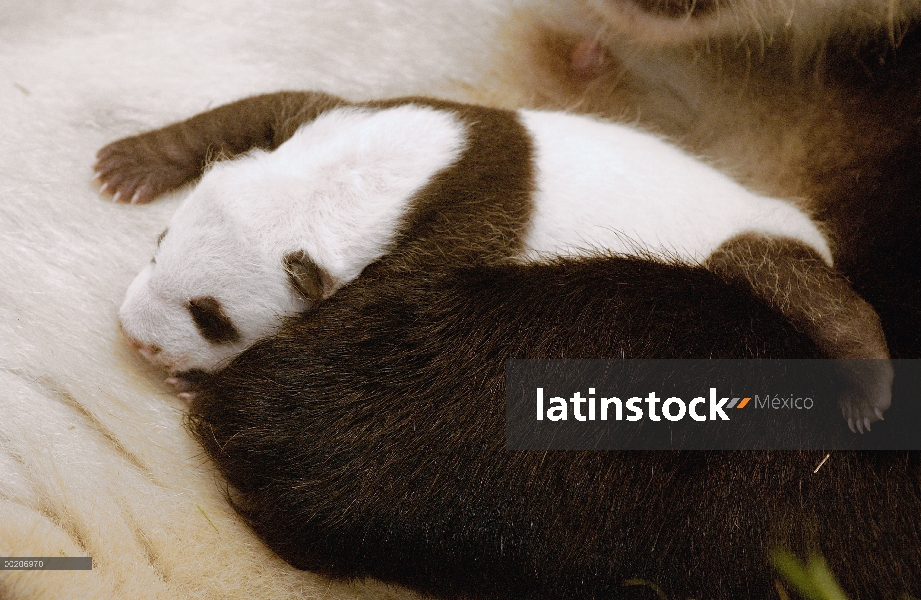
[188,256,921,599]
[813,24,921,359]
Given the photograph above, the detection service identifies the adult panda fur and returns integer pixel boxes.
[187,256,921,599]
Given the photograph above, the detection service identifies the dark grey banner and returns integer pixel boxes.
[0,557,92,570]
[506,359,921,450]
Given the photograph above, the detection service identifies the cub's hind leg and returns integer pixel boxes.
[705,233,893,433]
[94,91,346,204]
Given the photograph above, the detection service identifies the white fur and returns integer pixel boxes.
[122,101,832,374]
[518,109,831,264]
[120,105,465,372]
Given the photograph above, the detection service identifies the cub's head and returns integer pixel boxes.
[119,160,335,374]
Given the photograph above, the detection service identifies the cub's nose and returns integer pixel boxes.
[123,331,163,362]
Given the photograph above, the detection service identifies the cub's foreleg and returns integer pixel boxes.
[94,91,346,204]
[706,233,892,433]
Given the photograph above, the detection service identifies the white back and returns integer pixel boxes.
[517,109,832,265]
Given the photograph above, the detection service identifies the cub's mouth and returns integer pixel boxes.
[121,328,186,370]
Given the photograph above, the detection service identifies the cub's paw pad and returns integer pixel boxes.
[838,359,893,434]
[94,135,195,204]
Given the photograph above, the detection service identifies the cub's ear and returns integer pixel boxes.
[283,251,336,303]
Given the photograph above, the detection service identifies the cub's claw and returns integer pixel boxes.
[165,370,210,401]
[838,359,893,434]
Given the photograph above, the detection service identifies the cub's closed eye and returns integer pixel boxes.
[152,229,168,264]
[188,296,240,344]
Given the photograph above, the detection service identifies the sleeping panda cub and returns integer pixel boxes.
[96,91,891,432]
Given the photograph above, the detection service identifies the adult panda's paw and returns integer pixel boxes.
[839,359,893,433]
[93,131,202,204]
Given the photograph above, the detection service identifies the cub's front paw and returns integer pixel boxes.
[838,359,893,433]
[165,369,212,402]
[94,133,200,204]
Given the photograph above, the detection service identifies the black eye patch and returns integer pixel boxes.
[188,296,240,344]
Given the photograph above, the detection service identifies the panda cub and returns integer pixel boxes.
[96,91,891,432]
